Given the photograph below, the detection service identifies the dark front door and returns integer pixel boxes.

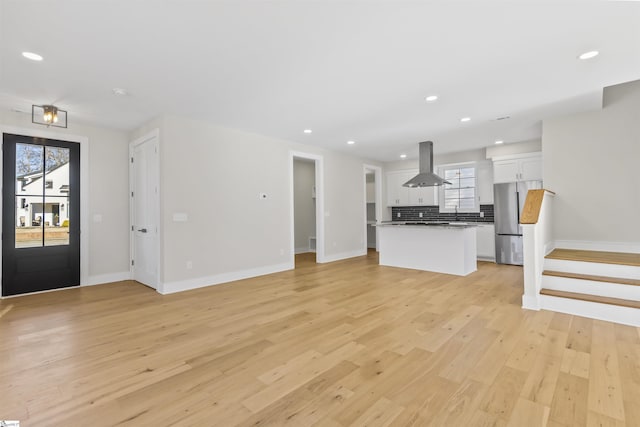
[2,133,80,296]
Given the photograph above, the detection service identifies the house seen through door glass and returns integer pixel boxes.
[15,144,71,247]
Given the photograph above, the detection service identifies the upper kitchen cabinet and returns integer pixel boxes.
[409,185,436,206]
[386,171,411,206]
[493,153,543,183]
[386,170,437,206]
[476,161,494,204]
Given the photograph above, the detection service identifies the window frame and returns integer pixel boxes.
[438,161,480,213]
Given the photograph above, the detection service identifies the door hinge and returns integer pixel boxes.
[131,191,134,197]
[131,260,135,266]
[131,157,134,163]
[131,226,134,231]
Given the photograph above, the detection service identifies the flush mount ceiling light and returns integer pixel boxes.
[303,129,312,134]
[347,140,355,145]
[495,140,504,144]
[112,88,128,96]
[400,154,407,159]
[578,50,599,60]
[32,104,67,128]
[460,117,471,122]
[22,51,43,61]
[425,95,438,102]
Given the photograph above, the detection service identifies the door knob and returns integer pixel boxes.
[138,228,147,233]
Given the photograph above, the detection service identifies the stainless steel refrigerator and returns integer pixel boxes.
[494,180,542,265]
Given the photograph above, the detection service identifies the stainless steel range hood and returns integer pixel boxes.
[403,141,451,187]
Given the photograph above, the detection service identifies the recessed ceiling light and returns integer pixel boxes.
[303,129,312,134]
[112,88,128,96]
[578,50,599,60]
[495,140,504,145]
[22,52,43,61]
[347,140,355,145]
[460,117,471,122]
[400,154,407,159]
[425,95,438,102]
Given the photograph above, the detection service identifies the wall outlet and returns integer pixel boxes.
[186,261,193,270]
[397,212,401,218]
[259,193,268,200]
[419,212,423,218]
[480,212,484,218]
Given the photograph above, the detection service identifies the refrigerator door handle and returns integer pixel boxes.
[515,191,520,225]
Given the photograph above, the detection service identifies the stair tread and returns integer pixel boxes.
[540,288,640,309]
[542,270,640,286]
[545,248,640,266]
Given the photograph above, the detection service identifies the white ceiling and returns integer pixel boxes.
[1,1,639,162]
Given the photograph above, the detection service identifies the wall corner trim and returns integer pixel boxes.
[86,271,132,287]
[320,249,367,264]
[159,262,293,295]
[522,295,541,311]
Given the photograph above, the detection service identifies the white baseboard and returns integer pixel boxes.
[320,249,367,264]
[522,294,540,310]
[544,241,555,256]
[295,247,310,254]
[477,256,496,262]
[85,271,131,286]
[160,262,293,295]
[554,240,640,253]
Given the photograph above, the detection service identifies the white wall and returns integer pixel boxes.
[486,139,541,159]
[146,115,379,291]
[293,159,316,253]
[543,79,640,244]
[0,110,130,284]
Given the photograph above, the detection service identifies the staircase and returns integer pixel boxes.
[539,248,640,326]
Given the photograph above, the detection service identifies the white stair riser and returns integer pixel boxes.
[542,276,640,301]
[544,258,640,280]
[540,295,640,327]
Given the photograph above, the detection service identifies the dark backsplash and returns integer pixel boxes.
[391,205,494,223]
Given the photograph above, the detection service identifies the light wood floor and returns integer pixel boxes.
[546,248,640,266]
[1,251,639,426]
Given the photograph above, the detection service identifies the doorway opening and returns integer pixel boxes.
[293,158,316,265]
[363,165,382,255]
[290,152,324,269]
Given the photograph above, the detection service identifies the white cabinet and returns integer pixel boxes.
[493,153,542,183]
[476,161,494,204]
[409,185,436,206]
[386,170,437,206]
[520,156,543,181]
[386,171,411,206]
[476,224,495,260]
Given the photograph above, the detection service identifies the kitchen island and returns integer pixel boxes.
[377,223,477,276]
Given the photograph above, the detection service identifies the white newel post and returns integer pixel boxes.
[522,191,554,310]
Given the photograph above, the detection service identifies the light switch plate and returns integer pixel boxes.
[173,213,188,222]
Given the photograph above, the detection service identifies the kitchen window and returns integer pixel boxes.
[438,163,479,212]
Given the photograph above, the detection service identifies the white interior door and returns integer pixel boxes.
[131,133,159,289]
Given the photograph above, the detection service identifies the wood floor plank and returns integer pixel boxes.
[545,249,640,266]
[506,397,550,427]
[588,321,626,422]
[0,251,638,425]
[548,372,589,426]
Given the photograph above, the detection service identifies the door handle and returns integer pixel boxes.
[138,228,148,233]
